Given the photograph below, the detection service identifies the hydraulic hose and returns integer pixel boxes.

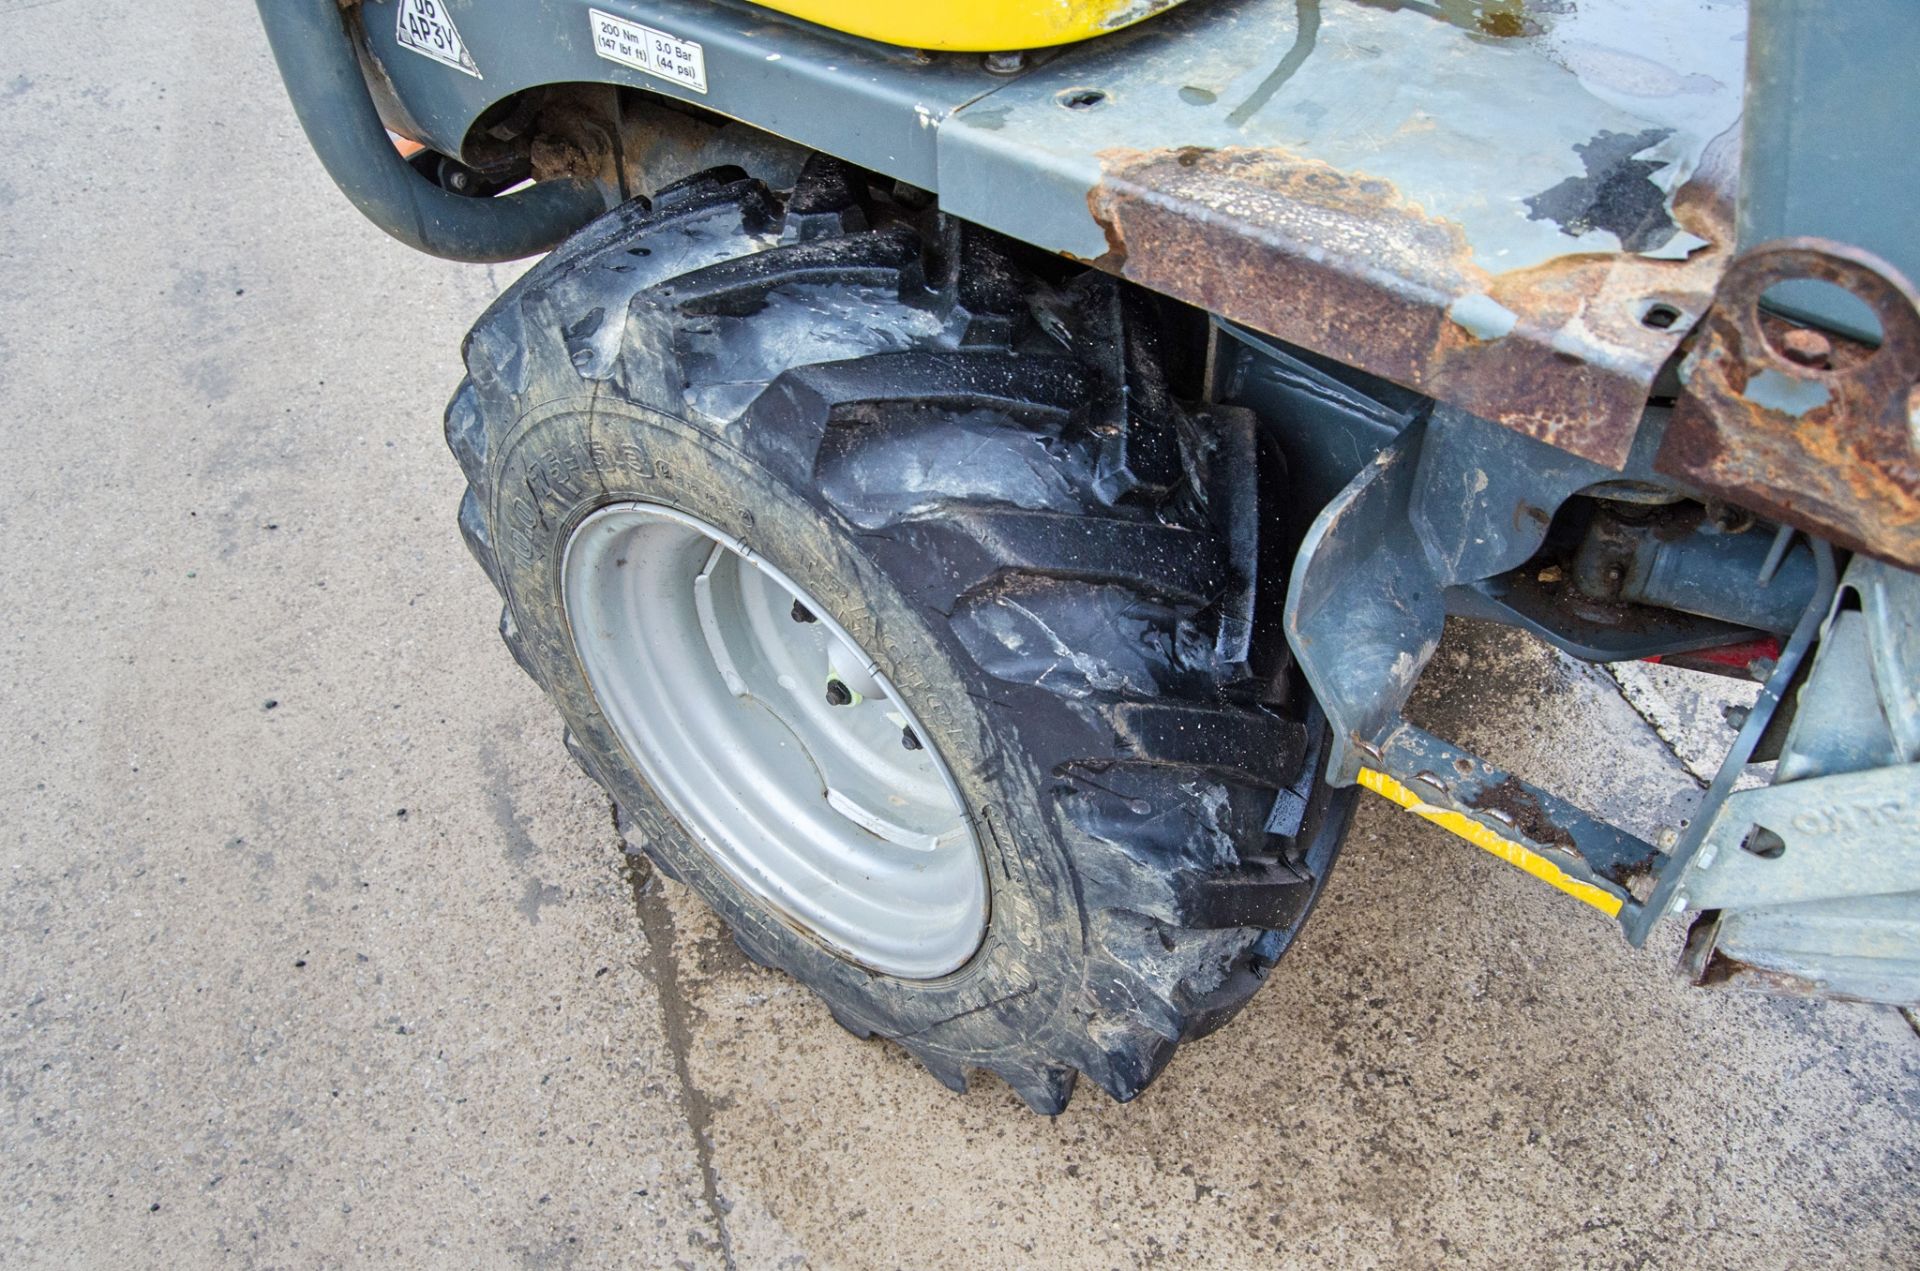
[255,0,606,263]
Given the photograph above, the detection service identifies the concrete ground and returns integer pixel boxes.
[1,2,1914,1266]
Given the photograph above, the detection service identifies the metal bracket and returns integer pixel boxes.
[1670,557,1920,1004]
[1286,402,1839,941]
[1683,765,1920,913]
[1658,238,1920,569]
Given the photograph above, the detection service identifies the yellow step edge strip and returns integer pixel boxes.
[1357,767,1625,918]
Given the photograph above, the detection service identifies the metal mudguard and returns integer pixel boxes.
[362,0,1743,461]
[344,0,1917,569]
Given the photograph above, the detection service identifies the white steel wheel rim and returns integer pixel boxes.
[562,502,988,979]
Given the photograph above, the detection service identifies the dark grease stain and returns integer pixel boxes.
[517,877,565,924]
[485,779,539,872]
[1524,128,1679,253]
[626,854,736,1263]
[1466,777,1578,853]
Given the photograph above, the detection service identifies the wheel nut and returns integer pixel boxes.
[791,600,816,623]
[901,728,921,751]
[825,679,853,706]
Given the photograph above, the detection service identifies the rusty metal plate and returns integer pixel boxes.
[940,0,1745,467]
[1658,240,1920,569]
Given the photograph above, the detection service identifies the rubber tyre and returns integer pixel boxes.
[447,161,1355,1112]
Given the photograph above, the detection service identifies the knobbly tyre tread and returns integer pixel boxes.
[446,157,1354,1113]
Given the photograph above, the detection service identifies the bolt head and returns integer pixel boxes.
[1779,327,1833,369]
[901,727,921,751]
[824,679,852,706]
[982,50,1027,74]
[791,600,816,624]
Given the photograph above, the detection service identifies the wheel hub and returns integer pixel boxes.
[562,503,988,979]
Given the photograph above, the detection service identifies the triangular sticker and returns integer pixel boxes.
[395,0,483,79]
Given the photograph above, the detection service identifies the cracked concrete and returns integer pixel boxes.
[1,1,1916,1267]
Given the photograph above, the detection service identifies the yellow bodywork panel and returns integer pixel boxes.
[748,0,1189,51]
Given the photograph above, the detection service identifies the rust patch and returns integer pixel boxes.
[1087,145,1730,468]
[1599,849,1665,899]
[1658,238,1920,569]
[1692,951,1834,999]
[1465,777,1578,856]
[1680,911,1895,1003]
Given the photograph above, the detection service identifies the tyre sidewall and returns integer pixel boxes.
[485,396,1090,1062]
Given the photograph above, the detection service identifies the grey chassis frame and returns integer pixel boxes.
[257,0,1920,1003]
